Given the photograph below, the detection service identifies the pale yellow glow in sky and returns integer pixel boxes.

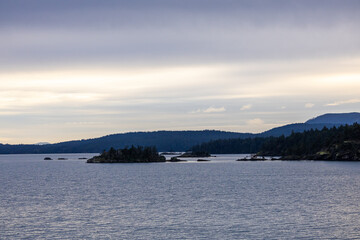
[0,58,359,143]
[1,59,359,108]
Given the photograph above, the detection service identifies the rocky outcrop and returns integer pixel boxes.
[197,159,210,162]
[179,151,211,158]
[236,155,266,161]
[279,141,360,161]
[166,157,187,162]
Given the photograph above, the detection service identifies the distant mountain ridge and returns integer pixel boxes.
[259,112,360,137]
[0,112,359,154]
[0,130,252,154]
[258,123,341,137]
[305,112,360,125]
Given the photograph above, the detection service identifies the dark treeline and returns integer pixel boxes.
[192,123,360,158]
[191,137,267,154]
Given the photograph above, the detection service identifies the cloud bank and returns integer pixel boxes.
[0,0,360,143]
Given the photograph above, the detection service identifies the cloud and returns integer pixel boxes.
[326,99,360,106]
[247,118,264,126]
[191,106,226,114]
[1,0,360,71]
[1,0,360,143]
[305,103,315,108]
[240,104,252,111]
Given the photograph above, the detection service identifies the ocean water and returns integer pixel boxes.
[1,154,360,239]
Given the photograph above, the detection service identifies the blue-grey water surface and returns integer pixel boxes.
[1,154,360,239]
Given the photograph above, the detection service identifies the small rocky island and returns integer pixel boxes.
[237,155,267,161]
[197,159,210,162]
[167,157,187,162]
[178,151,211,158]
[87,146,166,163]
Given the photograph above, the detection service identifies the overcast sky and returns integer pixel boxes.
[1,0,360,144]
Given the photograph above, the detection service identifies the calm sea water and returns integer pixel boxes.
[1,154,360,239]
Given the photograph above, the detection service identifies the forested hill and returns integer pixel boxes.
[192,123,360,160]
[191,137,266,154]
[306,112,360,125]
[0,130,252,154]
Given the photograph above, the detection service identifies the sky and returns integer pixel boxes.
[1,0,360,144]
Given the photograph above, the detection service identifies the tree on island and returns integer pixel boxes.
[87,145,166,163]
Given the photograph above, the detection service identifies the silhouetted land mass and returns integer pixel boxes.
[0,130,251,154]
[87,146,165,163]
[192,123,360,161]
[167,157,187,162]
[197,159,211,162]
[259,123,342,137]
[306,112,360,125]
[0,112,359,154]
[257,112,360,137]
[260,123,360,160]
[191,137,266,154]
